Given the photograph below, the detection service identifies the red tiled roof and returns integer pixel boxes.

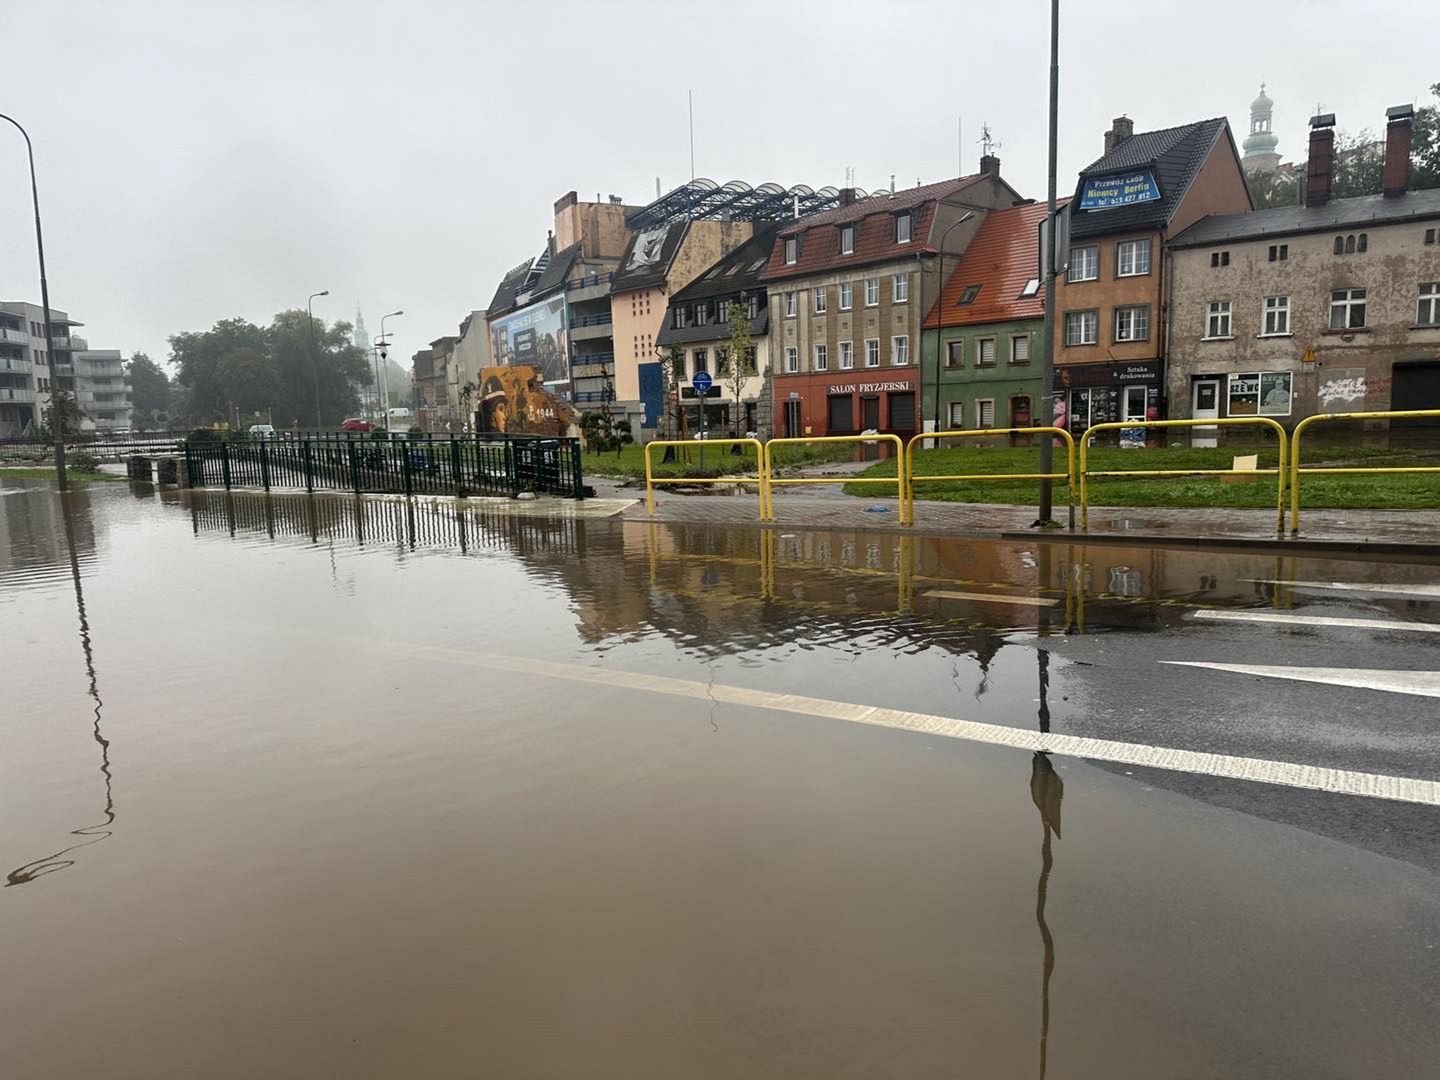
[762,175,987,282]
[922,199,1069,329]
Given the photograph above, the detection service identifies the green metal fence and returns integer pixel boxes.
[183,432,585,500]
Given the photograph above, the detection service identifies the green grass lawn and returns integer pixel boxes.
[583,441,851,481]
[0,467,126,483]
[844,444,1440,510]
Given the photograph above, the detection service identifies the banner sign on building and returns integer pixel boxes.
[488,296,568,386]
[1078,170,1161,211]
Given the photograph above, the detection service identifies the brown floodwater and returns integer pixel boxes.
[2,480,1438,1079]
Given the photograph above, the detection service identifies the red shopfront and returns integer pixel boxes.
[775,373,919,441]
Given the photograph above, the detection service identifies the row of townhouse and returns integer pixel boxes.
[452,99,1435,443]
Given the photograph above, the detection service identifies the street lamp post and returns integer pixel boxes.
[1035,0,1062,526]
[378,310,404,428]
[306,290,329,428]
[1,112,66,489]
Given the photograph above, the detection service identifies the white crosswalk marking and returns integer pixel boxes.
[1192,609,1440,634]
[1161,662,1440,698]
[1242,579,1440,598]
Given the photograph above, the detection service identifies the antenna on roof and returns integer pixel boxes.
[688,90,696,181]
[958,116,963,177]
[980,122,1001,157]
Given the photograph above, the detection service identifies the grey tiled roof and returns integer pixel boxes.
[487,260,534,317]
[1170,187,1440,247]
[1068,118,1233,239]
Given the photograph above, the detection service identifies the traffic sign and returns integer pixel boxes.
[692,371,713,394]
[1301,347,1316,364]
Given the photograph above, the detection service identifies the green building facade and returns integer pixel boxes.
[921,319,1046,435]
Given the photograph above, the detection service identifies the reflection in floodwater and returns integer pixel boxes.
[1030,644,1064,1079]
[6,495,115,887]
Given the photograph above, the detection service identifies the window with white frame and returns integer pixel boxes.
[865,278,879,306]
[1329,288,1367,330]
[718,301,729,324]
[1116,239,1151,277]
[694,302,708,325]
[840,225,855,254]
[1262,295,1290,336]
[892,335,909,365]
[784,346,798,373]
[1205,301,1232,339]
[896,213,912,244]
[948,401,966,427]
[893,274,909,302]
[813,343,828,371]
[784,237,798,265]
[1010,334,1030,364]
[838,341,854,369]
[1416,283,1440,326]
[1064,310,1098,346]
[1113,304,1150,342]
[839,281,853,310]
[977,338,996,366]
[784,291,797,317]
[1068,245,1099,282]
[976,398,995,428]
[672,309,684,329]
[864,339,880,367]
[814,287,827,314]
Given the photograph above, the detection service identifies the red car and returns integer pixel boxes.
[340,417,373,432]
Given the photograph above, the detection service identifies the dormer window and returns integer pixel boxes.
[839,224,855,255]
[784,237,798,265]
[895,213,912,244]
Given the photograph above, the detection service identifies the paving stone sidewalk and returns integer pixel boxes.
[595,477,1440,553]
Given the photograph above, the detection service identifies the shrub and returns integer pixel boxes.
[68,451,102,473]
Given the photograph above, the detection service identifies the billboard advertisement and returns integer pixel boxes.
[1078,169,1160,211]
[489,296,567,387]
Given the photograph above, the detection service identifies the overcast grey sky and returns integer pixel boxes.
[2,0,1432,372]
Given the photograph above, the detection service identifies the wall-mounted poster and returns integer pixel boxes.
[488,297,567,386]
[1078,170,1160,210]
[1258,372,1293,417]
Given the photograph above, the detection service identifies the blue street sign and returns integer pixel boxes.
[691,371,712,394]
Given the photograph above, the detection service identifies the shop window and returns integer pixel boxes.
[827,394,853,432]
[1227,371,1293,417]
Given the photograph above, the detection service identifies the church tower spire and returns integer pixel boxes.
[353,307,371,353]
[1242,82,1281,173]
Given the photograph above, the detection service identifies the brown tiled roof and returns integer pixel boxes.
[923,199,1068,329]
[762,175,987,282]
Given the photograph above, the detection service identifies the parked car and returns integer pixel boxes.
[247,424,276,439]
[340,418,372,432]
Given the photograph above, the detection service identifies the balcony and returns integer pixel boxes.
[0,386,37,404]
[0,355,33,375]
[50,334,71,349]
[565,272,614,304]
[76,361,123,378]
[0,327,27,346]
[568,320,615,343]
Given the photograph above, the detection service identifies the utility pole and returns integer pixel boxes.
[1035,0,1061,526]
[1,113,66,489]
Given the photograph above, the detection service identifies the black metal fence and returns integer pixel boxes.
[182,432,585,500]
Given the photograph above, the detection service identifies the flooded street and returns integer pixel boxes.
[3,481,1440,1078]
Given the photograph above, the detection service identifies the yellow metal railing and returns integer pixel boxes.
[1290,409,1440,532]
[762,434,909,523]
[643,438,767,519]
[907,427,1077,528]
[1079,417,1289,531]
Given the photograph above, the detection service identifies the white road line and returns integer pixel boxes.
[924,590,1060,607]
[1243,579,1440,598]
[1192,609,1440,634]
[1161,661,1440,699]
[396,643,1440,807]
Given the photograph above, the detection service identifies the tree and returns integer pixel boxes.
[1333,130,1386,199]
[1246,169,1300,209]
[1409,82,1440,190]
[168,311,371,429]
[125,352,172,427]
[724,298,754,438]
[39,389,87,439]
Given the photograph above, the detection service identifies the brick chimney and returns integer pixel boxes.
[1104,116,1135,155]
[979,153,1001,177]
[839,187,857,207]
[1305,113,1336,207]
[1383,104,1414,198]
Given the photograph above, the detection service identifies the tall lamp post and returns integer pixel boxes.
[306,290,329,428]
[1,112,66,489]
[1035,0,1062,526]
[377,310,403,428]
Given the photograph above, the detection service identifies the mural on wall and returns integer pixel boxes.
[476,365,578,437]
[488,297,567,387]
[626,225,672,269]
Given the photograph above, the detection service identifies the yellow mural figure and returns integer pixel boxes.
[477,365,578,437]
